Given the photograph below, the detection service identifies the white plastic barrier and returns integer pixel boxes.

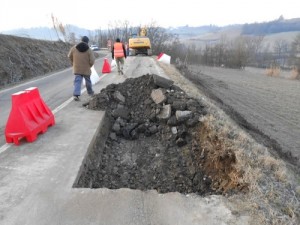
[111,59,117,70]
[83,66,100,85]
[157,53,171,64]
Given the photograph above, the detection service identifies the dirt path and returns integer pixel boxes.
[185,65,300,169]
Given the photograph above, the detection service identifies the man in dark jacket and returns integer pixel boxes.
[112,38,126,75]
[68,36,95,101]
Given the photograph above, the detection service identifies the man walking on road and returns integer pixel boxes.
[112,38,126,75]
[68,36,95,101]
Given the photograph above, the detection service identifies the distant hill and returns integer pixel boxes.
[1,27,59,41]
[168,18,300,39]
[167,25,222,38]
[1,17,300,43]
[1,25,97,41]
[176,18,300,49]
[242,17,300,35]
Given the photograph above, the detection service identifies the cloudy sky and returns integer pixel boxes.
[0,0,299,31]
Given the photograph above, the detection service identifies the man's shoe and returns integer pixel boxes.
[73,96,80,101]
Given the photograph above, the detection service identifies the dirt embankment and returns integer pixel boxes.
[0,34,72,87]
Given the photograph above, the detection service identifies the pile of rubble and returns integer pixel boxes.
[79,74,215,194]
[88,74,206,146]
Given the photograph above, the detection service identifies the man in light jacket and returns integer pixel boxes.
[68,36,95,101]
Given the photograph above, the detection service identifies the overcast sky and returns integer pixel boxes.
[0,0,299,32]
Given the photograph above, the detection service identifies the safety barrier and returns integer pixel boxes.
[83,66,100,85]
[157,52,171,64]
[5,87,55,145]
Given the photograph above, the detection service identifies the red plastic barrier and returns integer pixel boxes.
[102,58,111,73]
[5,87,55,145]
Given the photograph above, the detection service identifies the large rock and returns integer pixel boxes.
[113,91,125,103]
[153,75,174,88]
[112,107,130,119]
[157,104,172,120]
[176,110,192,122]
[151,89,166,104]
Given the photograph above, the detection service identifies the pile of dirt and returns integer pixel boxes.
[88,74,206,142]
[0,34,72,87]
[75,74,245,195]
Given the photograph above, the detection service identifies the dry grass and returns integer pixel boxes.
[265,66,281,77]
[196,115,248,194]
[289,68,299,80]
[158,61,300,225]
[198,114,299,225]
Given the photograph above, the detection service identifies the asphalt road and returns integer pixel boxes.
[0,54,107,147]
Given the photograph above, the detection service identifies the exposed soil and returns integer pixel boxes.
[75,74,246,195]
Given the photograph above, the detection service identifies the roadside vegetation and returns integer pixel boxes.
[173,33,300,80]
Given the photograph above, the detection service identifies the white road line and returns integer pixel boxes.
[0,143,11,155]
[52,97,74,114]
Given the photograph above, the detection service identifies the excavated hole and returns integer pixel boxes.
[73,74,247,195]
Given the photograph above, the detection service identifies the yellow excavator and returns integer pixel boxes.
[128,27,152,56]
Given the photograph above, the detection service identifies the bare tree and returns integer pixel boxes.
[145,21,178,56]
[244,35,265,66]
[51,14,61,41]
[51,14,71,42]
[213,34,228,66]
[291,33,300,74]
[107,20,132,43]
[235,36,251,68]
[273,39,289,68]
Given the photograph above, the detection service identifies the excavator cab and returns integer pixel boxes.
[128,27,152,56]
[140,28,147,36]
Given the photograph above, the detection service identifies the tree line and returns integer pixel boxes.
[53,18,300,77]
[180,34,300,69]
[242,16,300,35]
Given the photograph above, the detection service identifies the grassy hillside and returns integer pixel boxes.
[0,34,72,88]
[242,17,300,35]
[175,18,300,49]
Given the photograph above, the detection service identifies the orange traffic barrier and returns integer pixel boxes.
[102,58,111,73]
[5,87,55,145]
